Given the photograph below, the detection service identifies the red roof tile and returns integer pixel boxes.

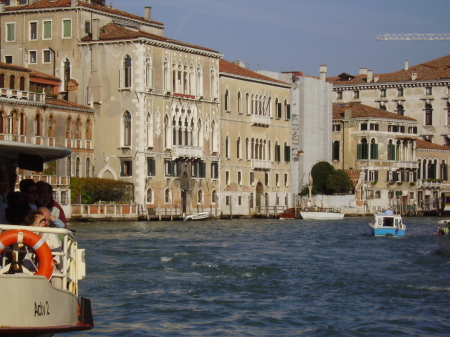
[45,97,93,111]
[29,70,60,82]
[333,103,416,121]
[219,59,290,86]
[4,0,164,27]
[0,62,30,73]
[328,54,450,85]
[81,23,220,54]
[416,139,450,151]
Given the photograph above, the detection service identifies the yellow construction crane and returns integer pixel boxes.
[376,34,450,40]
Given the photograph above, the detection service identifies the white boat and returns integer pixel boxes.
[183,212,211,221]
[299,207,344,220]
[435,220,450,256]
[0,140,93,336]
[368,212,406,236]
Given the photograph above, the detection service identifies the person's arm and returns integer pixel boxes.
[50,217,65,228]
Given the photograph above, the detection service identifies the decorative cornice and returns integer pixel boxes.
[220,73,292,89]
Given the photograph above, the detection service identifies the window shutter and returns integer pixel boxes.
[287,104,291,120]
[375,171,378,181]
[374,144,378,159]
[277,103,282,118]
[445,164,448,181]
[63,20,71,37]
[357,144,362,159]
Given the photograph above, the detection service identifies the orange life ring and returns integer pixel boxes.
[0,229,53,280]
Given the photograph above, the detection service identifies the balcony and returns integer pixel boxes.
[417,179,443,189]
[251,114,270,127]
[0,88,45,102]
[358,159,417,170]
[172,146,203,159]
[251,159,271,170]
[0,134,27,142]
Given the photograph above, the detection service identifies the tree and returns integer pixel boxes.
[326,169,353,194]
[310,161,334,194]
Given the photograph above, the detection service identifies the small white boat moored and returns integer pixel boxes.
[369,212,406,236]
[299,207,344,220]
[183,212,211,221]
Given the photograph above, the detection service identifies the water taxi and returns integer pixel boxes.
[369,212,406,236]
[0,140,93,336]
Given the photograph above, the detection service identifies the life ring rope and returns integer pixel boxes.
[0,229,53,280]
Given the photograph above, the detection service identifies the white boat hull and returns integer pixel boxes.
[300,211,344,220]
[184,212,211,221]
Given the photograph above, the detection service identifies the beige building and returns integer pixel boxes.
[0,0,223,216]
[219,59,292,216]
[327,54,450,147]
[332,103,419,212]
[0,61,94,206]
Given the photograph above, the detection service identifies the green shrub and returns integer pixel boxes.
[71,177,134,204]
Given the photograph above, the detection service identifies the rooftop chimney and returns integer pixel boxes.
[359,68,367,75]
[367,70,373,83]
[412,73,417,81]
[404,60,409,71]
[92,19,99,41]
[374,76,379,83]
[319,65,327,81]
[233,60,246,68]
[71,0,78,7]
[144,7,152,21]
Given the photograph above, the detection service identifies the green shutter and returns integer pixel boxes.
[63,20,71,37]
[357,144,362,159]
[277,103,282,118]
[7,23,14,41]
[43,21,52,39]
[287,104,291,120]
[374,144,378,159]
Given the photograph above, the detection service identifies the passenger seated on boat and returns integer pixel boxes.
[22,210,63,287]
[384,208,394,215]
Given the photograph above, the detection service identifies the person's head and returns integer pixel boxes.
[24,209,45,227]
[37,181,53,204]
[19,179,39,203]
[37,207,51,227]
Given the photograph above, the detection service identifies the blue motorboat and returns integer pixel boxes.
[369,212,406,236]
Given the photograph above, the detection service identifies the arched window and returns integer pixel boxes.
[66,117,72,138]
[19,112,26,135]
[123,111,131,146]
[237,137,241,159]
[48,115,55,137]
[86,118,92,140]
[75,117,81,139]
[370,138,378,159]
[9,75,15,89]
[332,141,340,161]
[19,76,25,91]
[146,188,153,203]
[387,139,396,160]
[0,74,4,88]
[237,92,241,114]
[245,93,249,114]
[75,157,80,177]
[210,66,215,98]
[163,58,168,91]
[145,55,152,88]
[35,113,42,136]
[425,103,433,125]
[122,55,132,88]
[0,110,3,134]
[397,104,404,116]
[441,160,448,181]
[224,89,230,111]
[225,135,230,159]
[63,58,71,92]
[211,190,217,204]
[358,138,368,160]
[164,188,171,204]
[86,158,91,178]
[66,155,72,176]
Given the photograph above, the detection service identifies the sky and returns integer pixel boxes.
[111,0,450,77]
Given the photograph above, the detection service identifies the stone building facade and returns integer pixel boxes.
[219,60,292,216]
[327,55,450,147]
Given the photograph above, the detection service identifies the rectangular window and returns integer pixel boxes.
[85,21,91,34]
[29,22,37,40]
[238,171,242,185]
[369,123,379,131]
[265,172,269,187]
[6,23,15,42]
[426,87,432,95]
[29,50,37,64]
[226,171,230,185]
[380,89,386,97]
[120,160,132,177]
[211,162,219,179]
[276,173,279,187]
[147,158,155,176]
[360,123,368,131]
[62,19,72,38]
[4,56,12,64]
[250,172,254,186]
[226,196,230,206]
[43,50,51,63]
[43,20,52,39]
[285,173,288,187]
[353,90,359,99]
[398,88,404,97]
[238,196,242,206]
[337,92,343,100]
[332,124,341,132]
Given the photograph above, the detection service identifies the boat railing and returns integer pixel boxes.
[0,224,85,295]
